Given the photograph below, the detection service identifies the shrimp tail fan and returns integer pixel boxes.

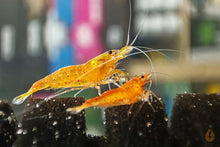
[12,91,32,105]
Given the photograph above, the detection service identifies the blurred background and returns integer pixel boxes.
[0,0,220,135]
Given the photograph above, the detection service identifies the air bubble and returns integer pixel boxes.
[53,121,58,126]
[7,116,12,124]
[32,127,37,132]
[36,104,39,108]
[32,137,38,145]
[77,125,81,129]
[23,129,28,135]
[113,120,118,125]
[138,131,143,136]
[207,101,213,106]
[9,135,12,139]
[17,129,23,135]
[18,123,22,128]
[55,131,60,139]
[66,116,71,120]
[146,122,151,127]
[164,117,168,122]
[48,112,53,119]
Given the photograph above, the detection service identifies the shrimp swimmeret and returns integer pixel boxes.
[66,73,153,114]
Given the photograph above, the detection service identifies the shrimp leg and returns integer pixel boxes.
[74,88,85,97]
[114,69,129,82]
[96,85,101,95]
[142,79,156,111]
[127,103,134,116]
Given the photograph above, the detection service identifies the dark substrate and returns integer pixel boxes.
[105,95,168,147]
[13,97,87,147]
[0,100,18,147]
[168,93,220,147]
[1,93,219,146]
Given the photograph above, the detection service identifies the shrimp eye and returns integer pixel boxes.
[141,75,144,79]
[108,50,113,55]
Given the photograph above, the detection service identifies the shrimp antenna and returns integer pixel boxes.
[132,46,157,86]
[129,25,142,47]
[131,46,155,73]
[126,48,176,58]
[127,48,179,63]
[126,0,132,46]
[129,14,147,46]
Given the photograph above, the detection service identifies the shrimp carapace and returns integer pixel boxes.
[66,73,152,114]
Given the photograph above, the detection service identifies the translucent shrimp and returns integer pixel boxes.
[12,50,129,104]
[66,73,152,114]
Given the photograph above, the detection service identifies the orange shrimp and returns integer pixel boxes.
[66,73,152,114]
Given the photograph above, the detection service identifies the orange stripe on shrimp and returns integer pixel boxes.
[66,73,152,114]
